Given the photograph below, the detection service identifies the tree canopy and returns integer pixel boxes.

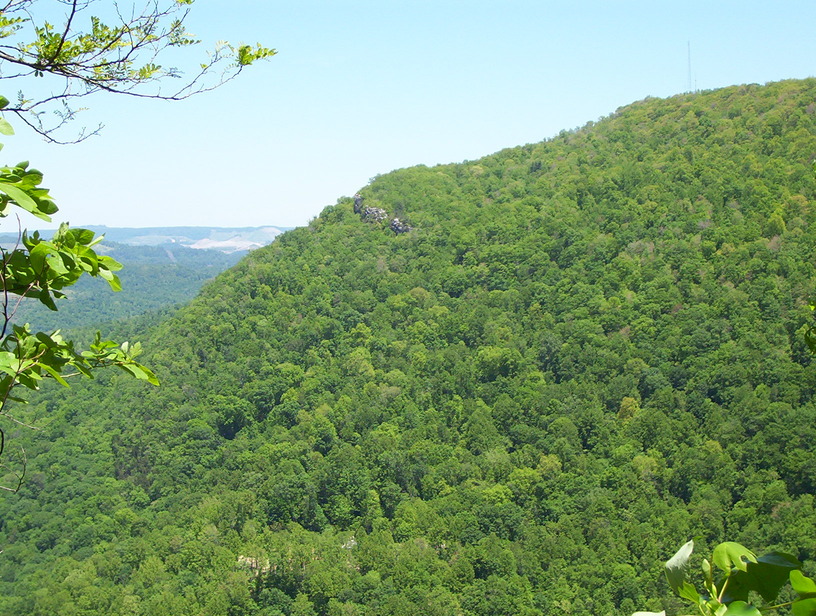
[0,79,813,614]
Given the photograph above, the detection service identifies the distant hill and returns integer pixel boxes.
[0,224,291,254]
[8,226,290,330]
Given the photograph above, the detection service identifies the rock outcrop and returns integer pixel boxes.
[361,207,388,223]
[390,218,412,234]
[353,195,413,233]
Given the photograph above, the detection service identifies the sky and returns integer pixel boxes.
[5,0,816,230]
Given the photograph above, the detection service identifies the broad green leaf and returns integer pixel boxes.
[792,571,816,596]
[713,542,756,573]
[45,252,69,276]
[0,181,42,218]
[118,362,159,386]
[676,581,700,604]
[107,272,122,292]
[98,254,123,271]
[0,117,13,135]
[38,292,58,311]
[39,363,70,387]
[0,96,10,109]
[0,351,18,377]
[722,552,801,603]
[29,242,54,272]
[793,598,816,616]
[666,540,694,594]
[34,332,58,348]
[73,228,96,244]
[98,268,122,291]
[722,601,761,616]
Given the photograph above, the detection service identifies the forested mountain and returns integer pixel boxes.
[0,79,815,615]
[10,242,245,331]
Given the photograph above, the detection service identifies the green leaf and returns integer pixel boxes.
[0,181,42,217]
[713,542,757,573]
[793,598,816,616]
[118,362,159,386]
[73,228,96,244]
[722,601,761,616]
[792,571,816,597]
[0,351,19,377]
[98,268,122,291]
[98,254,123,271]
[0,117,13,135]
[666,540,695,594]
[45,252,69,276]
[722,552,800,603]
[676,581,700,604]
[39,363,70,387]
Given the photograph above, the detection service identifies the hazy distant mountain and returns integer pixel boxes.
[4,226,291,330]
[0,225,292,254]
[9,240,250,331]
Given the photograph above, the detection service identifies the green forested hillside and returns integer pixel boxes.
[10,242,243,331]
[0,79,815,615]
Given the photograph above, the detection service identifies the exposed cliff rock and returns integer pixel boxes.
[352,194,413,233]
[361,207,388,223]
[390,218,412,234]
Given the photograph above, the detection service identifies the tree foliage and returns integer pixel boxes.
[0,79,814,614]
[0,0,275,140]
[636,540,816,616]
[0,0,272,489]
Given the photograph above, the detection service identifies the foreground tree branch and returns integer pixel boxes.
[0,0,275,141]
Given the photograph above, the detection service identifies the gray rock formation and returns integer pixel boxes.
[390,218,412,234]
[362,207,388,223]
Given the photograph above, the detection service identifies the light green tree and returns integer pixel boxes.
[0,0,273,489]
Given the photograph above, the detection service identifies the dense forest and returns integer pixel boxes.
[0,79,815,615]
[9,242,244,331]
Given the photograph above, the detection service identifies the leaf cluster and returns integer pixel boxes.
[638,540,816,616]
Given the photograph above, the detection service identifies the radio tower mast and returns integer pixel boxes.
[687,41,693,93]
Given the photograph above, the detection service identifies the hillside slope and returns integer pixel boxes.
[10,242,245,331]
[1,80,816,615]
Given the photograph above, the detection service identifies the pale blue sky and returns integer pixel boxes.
[6,1,816,229]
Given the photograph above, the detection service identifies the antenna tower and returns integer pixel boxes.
[687,41,693,93]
